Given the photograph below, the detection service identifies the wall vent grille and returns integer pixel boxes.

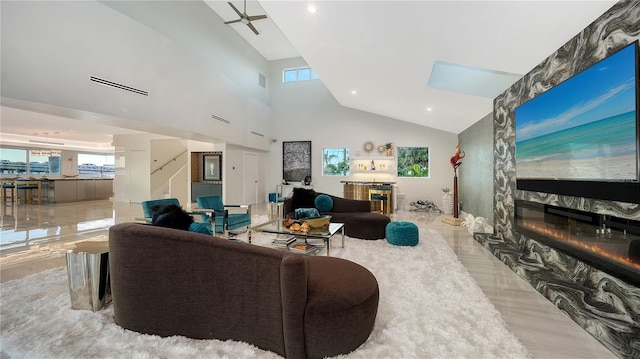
[250,131,264,137]
[258,73,266,88]
[212,114,230,124]
[89,76,148,96]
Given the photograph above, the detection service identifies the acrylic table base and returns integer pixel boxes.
[66,241,111,311]
[267,202,284,220]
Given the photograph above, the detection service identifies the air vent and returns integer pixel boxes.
[250,131,264,137]
[89,76,149,96]
[258,73,266,88]
[212,114,230,124]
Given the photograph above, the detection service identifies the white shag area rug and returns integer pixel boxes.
[1,222,531,359]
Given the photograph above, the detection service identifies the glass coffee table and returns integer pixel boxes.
[248,219,345,256]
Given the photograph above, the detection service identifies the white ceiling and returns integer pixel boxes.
[0,101,145,152]
[0,0,618,150]
[216,0,618,134]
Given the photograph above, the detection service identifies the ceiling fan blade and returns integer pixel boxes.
[247,22,259,35]
[247,14,267,22]
[224,19,242,24]
[227,2,243,17]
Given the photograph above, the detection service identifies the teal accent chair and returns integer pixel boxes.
[196,195,251,235]
[141,198,181,220]
[140,198,211,230]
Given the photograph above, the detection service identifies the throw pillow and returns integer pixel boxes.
[295,207,320,219]
[314,194,334,212]
[291,187,317,209]
[151,204,194,231]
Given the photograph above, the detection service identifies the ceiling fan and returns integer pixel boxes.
[224,0,267,35]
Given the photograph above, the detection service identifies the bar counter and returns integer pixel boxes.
[341,181,396,213]
[5,178,114,203]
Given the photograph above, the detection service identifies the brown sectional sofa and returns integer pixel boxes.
[109,223,379,359]
[284,188,391,240]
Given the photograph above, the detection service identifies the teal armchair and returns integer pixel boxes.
[196,195,251,235]
[141,198,181,220]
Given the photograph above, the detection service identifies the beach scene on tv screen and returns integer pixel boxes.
[515,43,638,181]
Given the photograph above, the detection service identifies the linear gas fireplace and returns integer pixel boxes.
[514,200,640,286]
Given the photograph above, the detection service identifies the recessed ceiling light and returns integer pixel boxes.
[351,90,357,95]
[426,107,433,112]
[308,5,317,13]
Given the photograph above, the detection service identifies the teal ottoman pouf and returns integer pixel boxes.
[385,221,419,246]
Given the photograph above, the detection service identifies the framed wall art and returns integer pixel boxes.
[202,154,221,181]
[283,141,311,182]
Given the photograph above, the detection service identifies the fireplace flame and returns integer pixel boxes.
[521,221,640,270]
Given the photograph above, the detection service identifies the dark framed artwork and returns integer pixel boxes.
[203,154,221,181]
[283,141,311,182]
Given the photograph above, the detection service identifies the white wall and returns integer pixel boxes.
[112,134,151,203]
[268,58,459,205]
[1,1,272,150]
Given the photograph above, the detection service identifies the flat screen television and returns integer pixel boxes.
[515,40,640,203]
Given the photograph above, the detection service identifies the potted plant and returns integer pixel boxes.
[384,143,393,156]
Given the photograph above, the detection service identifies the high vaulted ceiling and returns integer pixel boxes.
[0,0,619,150]
[209,0,617,134]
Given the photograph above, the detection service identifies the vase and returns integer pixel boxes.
[386,149,393,157]
[442,193,453,214]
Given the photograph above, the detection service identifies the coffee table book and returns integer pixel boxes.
[272,236,296,248]
[289,243,317,254]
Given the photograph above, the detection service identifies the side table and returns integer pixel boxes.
[66,241,111,311]
[267,202,284,220]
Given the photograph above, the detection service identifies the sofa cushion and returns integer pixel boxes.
[314,194,334,212]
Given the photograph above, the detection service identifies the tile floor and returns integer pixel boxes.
[0,199,616,358]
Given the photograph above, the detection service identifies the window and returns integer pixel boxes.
[0,148,27,174]
[323,148,350,176]
[283,67,319,83]
[29,150,61,174]
[0,147,61,175]
[397,147,430,177]
[78,153,115,177]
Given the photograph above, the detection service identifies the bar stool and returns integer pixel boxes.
[369,187,392,216]
[1,181,16,203]
[15,180,41,204]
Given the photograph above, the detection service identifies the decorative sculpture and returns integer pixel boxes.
[449,140,465,219]
[409,200,443,213]
[450,140,465,170]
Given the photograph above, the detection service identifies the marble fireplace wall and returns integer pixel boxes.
[476,1,640,358]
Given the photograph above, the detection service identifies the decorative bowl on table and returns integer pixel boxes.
[300,215,332,229]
